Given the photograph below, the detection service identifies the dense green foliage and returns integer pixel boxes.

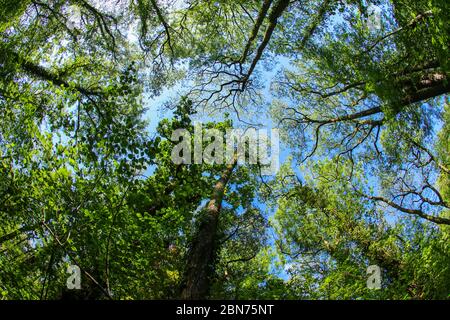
[0,0,448,300]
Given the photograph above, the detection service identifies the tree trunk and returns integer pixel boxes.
[180,160,237,299]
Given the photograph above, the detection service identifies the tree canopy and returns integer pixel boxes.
[0,0,449,300]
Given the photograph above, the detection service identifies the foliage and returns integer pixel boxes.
[0,0,448,300]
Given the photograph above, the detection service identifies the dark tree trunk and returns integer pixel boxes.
[180,160,237,300]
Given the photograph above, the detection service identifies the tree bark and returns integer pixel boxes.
[241,0,290,88]
[0,46,100,96]
[180,160,237,300]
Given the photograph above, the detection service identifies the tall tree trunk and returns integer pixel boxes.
[180,160,237,299]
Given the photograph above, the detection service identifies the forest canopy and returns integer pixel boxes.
[0,0,449,300]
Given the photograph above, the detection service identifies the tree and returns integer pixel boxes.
[271,0,449,225]
[1,0,449,300]
[268,160,450,299]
